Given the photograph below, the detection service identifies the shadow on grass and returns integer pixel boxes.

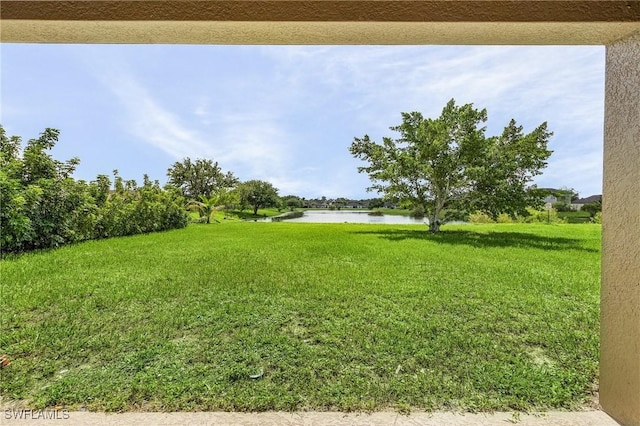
[351,228,599,253]
[229,211,269,220]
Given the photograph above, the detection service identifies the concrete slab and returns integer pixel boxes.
[0,410,620,426]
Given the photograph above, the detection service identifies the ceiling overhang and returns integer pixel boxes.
[2,1,640,45]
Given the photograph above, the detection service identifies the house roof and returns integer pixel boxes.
[574,194,602,204]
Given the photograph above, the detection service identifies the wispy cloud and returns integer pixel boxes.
[87,53,295,184]
[90,62,214,160]
[211,112,292,178]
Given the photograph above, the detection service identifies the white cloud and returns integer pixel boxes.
[91,64,214,160]
[88,56,295,184]
[212,112,291,178]
[194,97,211,120]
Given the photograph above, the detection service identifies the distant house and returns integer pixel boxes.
[345,200,366,208]
[571,195,602,210]
[543,195,558,210]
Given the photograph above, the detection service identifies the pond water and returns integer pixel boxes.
[267,210,428,224]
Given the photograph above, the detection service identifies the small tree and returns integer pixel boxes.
[581,201,602,217]
[334,197,349,210]
[283,195,303,211]
[236,180,280,215]
[187,188,239,223]
[215,187,239,218]
[187,195,220,224]
[552,187,579,204]
[368,198,385,209]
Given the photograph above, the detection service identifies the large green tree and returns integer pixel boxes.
[166,157,238,200]
[349,99,552,232]
[236,180,280,215]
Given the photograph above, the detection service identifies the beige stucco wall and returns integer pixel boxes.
[2,20,640,45]
[2,1,640,45]
[601,29,640,426]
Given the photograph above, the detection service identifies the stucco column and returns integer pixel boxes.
[601,30,640,426]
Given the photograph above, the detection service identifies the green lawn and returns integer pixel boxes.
[0,223,601,413]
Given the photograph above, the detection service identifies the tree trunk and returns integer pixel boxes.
[428,215,441,233]
[428,197,446,233]
[253,206,259,215]
[428,203,443,233]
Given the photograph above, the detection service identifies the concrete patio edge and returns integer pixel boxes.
[0,409,621,425]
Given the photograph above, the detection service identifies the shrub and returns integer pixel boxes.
[517,207,565,224]
[581,201,602,216]
[1,127,98,252]
[95,173,187,238]
[552,202,573,212]
[592,211,602,224]
[443,209,468,222]
[368,198,385,209]
[271,211,304,221]
[0,171,33,253]
[496,213,514,223]
[409,205,425,219]
[468,211,494,224]
[557,210,592,223]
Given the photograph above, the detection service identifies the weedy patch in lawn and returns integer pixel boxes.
[0,223,601,413]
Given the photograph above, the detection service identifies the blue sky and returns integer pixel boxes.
[1,44,604,199]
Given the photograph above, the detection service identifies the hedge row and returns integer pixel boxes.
[0,126,188,255]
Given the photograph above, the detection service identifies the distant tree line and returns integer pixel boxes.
[163,158,395,218]
[0,126,188,255]
[166,158,281,219]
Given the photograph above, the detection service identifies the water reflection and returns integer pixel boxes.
[269,210,427,224]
